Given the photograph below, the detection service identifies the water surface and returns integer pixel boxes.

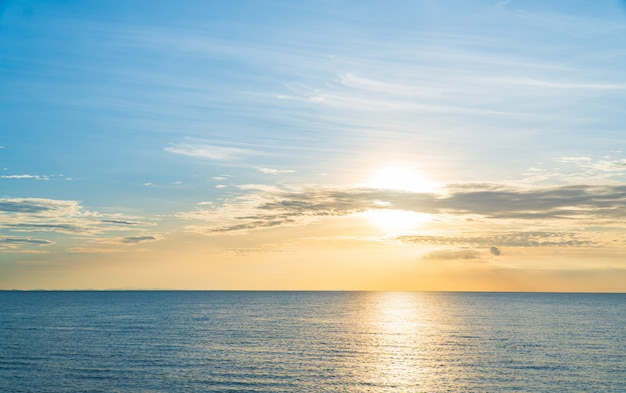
[1,291,624,392]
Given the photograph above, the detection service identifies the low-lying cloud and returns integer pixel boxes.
[422,249,482,261]
[121,235,161,244]
[0,237,54,249]
[398,232,593,248]
[0,197,159,252]
[178,184,626,237]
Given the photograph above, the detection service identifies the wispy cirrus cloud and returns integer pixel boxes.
[282,72,529,118]
[165,141,251,161]
[482,77,626,91]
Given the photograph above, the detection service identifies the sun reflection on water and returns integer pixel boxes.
[357,292,431,390]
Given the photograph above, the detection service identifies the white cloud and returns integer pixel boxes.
[1,174,49,180]
[255,167,296,175]
[557,156,593,164]
[520,155,626,186]
[165,142,250,161]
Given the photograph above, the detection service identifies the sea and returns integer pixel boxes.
[0,291,624,392]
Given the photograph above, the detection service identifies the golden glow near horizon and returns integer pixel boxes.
[361,209,432,234]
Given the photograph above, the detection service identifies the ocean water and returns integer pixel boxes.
[0,291,624,392]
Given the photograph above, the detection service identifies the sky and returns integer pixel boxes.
[1,0,626,291]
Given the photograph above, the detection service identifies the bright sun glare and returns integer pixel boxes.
[359,166,436,234]
[362,209,431,234]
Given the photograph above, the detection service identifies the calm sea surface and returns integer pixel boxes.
[1,291,624,392]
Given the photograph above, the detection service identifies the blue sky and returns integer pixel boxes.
[2,0,626,290]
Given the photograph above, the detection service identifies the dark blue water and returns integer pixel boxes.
[1,291,624,392]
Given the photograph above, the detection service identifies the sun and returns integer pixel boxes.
[357,165,437,234]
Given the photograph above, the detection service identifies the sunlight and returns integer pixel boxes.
[361,209,431,234]
[358,165,436,234]
[358,292,428,388]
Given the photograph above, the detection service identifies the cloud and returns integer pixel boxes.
[120,235,161,244]
[439,184,626,220]
[0,198,81,215]
[557,156,626,174]
[177,184,626,234]
[204,217,293,233]
[486,77,626,91]
[0,237,54,249]
[224,245,290,255]
[398,232,593,248]
[0,198,97,235]
[422,249,482,261]
[67,247,125,253]
[490,246,501,256]
[285,73,526,118]
[100,219,145,225]
[526,155,626,185]
[1,174,49,180]
[175,183,626,241]
[494,0,512,8]
[4,223,92,234]
[176,186,384,234]
[255,167,296,175]
[0,197,159,252]
[558,156,593,164]
[165,141,250,161]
